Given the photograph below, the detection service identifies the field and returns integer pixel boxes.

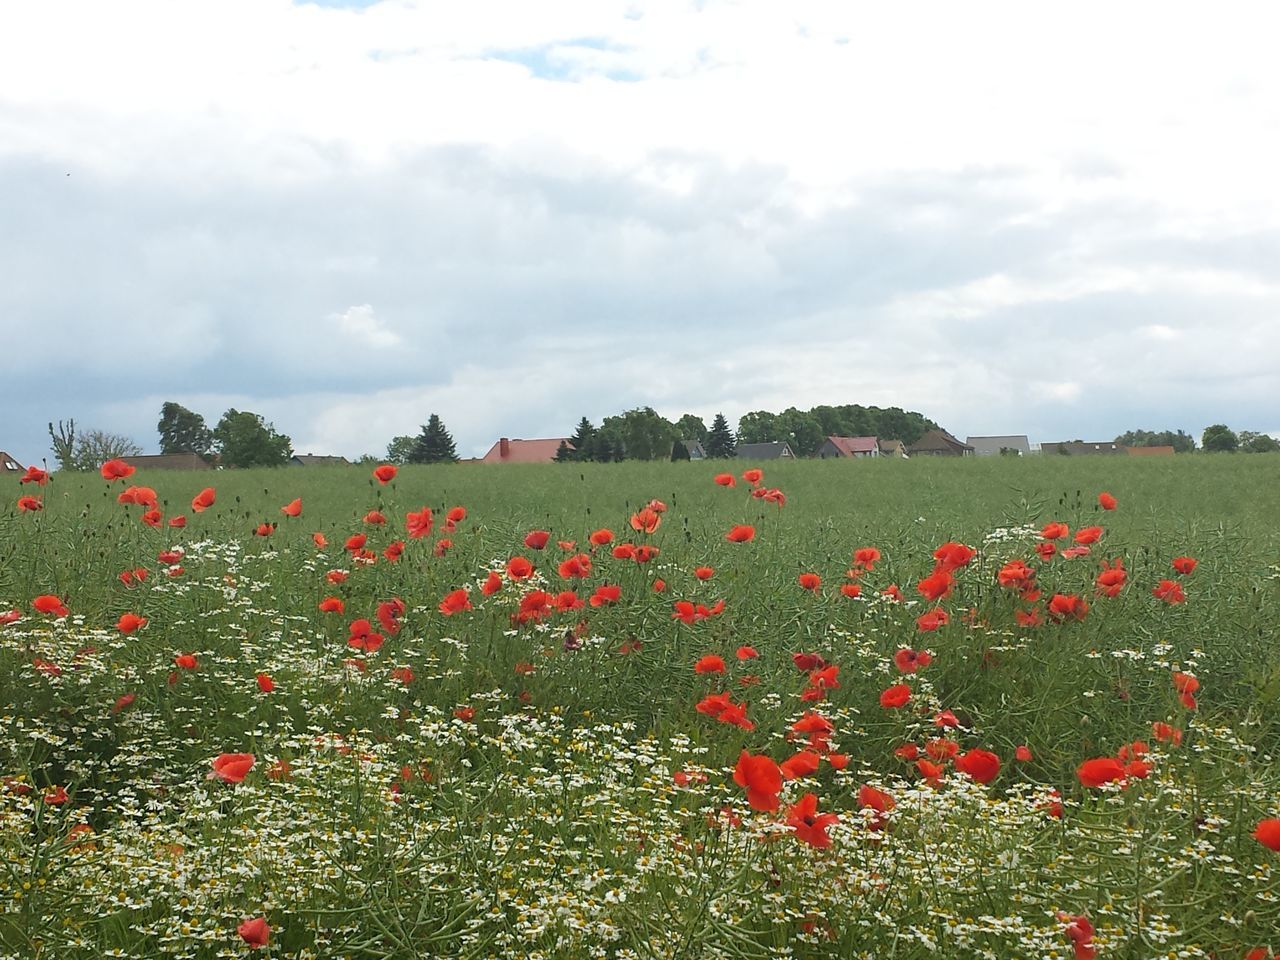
[3,453,1280,960]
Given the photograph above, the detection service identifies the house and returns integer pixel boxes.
[878,439,908,458]
[967,435,1031,457]
[291,454,351,467]
[482,437,573,464]
[734,441,795,460]
[817,436,880,459]
[681,440,708,461]
[1041,441,1124,456]
[907,430,974,457]
[0,451,25,473]
[126,453,214,471]
[1123,445,1176,457]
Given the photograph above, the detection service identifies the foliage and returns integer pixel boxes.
[738,404,937,452]
[554,440,574,462]
[675,413,708,444]
[599,407,677,461]
[407,414,459,464]
[1239,430,1280,453]
[157,402,213,457]
[705,412,736,458]
[384,435,418,465]
[1114,428,1196,453]
[212,409,293,467]
[561,417,598,462]
[46,419,76,471]
[49,421,143,471]
[1201,423,1238,453]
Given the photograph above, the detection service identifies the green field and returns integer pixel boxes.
[2,454,1279,959]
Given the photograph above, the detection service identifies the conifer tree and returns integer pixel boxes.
[409,414,459,463]
[568,417,597,462]
[706,412,736,459]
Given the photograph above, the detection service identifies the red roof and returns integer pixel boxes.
[481,438,571,464]
[1123,445,1176,457]
[826,436,879,456]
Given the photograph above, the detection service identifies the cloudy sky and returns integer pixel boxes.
[3,0,1279,465]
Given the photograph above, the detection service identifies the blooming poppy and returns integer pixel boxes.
[1171,556,1197,575]
[142,509,164,528]
[454,706,476,722]
[191,487,216,512]
[713,473,736,487]
[390,666,414,685]
[796,572,821,593]
[169,515,187,528]
[210,753,255,784]
[1254,819,1280,852]
[557,554,592,579]
[741,468,763,485]
[588,528,615,546]
[881,584,903,602]
[32,594,69,618]
[1095,558,1127,597]
[318,596,344,614]
[779,751,821,780]
[17,495,41,512]
[362,510,386,526]
[879,684,911,709]
[482,572,504,596]
[1040,521,1070,541]
[116,613,147,633]
[373,464,397,484]
[733,751,782,811]
[20,465,49,485]
[786,792,839,848]
[932,542,975,570]
[552,590,583,611]
[954,748,1001,784]
[1098,491,1117,510]
[629,508,661,534]
[589,583,621,606]
[1153,579,1186,604]
[1048,593,1089,621]
[736,645,758,661]
[446,506,467,524]
[694,565,715,581]
[916,608,949,632]
[506,556,535,580]
[100,458,135,481]
[174,653,198,669]
[237,916,271,948]
[347,619,384,653]
[312,532,328,549]
[280,498,302,517]
[1073,526,1103,545]
[439,589,472,615]
[117,485,158,507]
[725,524,756,543]
[915,759,945,784]
[916,569,953,602]
[523,530,550,550]
[1015,745,1033,762]
[1077,756,1126,787]
[933,709,960,728]
[1151,721,1182,746]
[1057,913,1096,960]
[112,693,135,714]
[894,648,932,674]
[694,654,726,674]
[853,547,881,569]
[717,700,755,731]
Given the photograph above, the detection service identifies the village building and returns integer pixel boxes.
[126,453,215,471]
[1123,445,1176,457]
[967,435,1031,457]
[907,430,974,457]
[0,451,25,473]
[734,441,796,460]
[878,438,908,458]
[482,437,573,464]
[1041,441,1124,456]
[290,454,351,466]
[817,436,880,458]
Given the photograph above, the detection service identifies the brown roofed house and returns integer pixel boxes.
[0,451,25,473]
[127,453,214,471]
[1041,441,1123,456]
[1123,445,1176,457]
[907,430,974,457]
[818,436,880,458]
[291,455,351,466]
[878,438,907,458]
[482,438,572,464]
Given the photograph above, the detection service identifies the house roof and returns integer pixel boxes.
[966,435,1031,456]
[291,454,351,466]
[0,451,25,472]
[878,438,906,453]
[908,430,974,453]
[1041,441,1124,456]
[482,438,572,463]
[126,453,214,470]
[1124,445,1176,456]
[735,441,795,460]
[825,436,880,456]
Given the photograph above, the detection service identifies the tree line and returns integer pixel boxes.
[1115,426,1278,454]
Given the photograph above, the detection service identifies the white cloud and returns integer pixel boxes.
[330,303,400,347]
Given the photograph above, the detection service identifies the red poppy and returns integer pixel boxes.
[142,509,164,528]
[735,645,758,661]
[879,684,911,709]
[786,792,838,848]
[117,485,158,507]
[725,524,756,543]
[932,542,975,570]
[112,692,135,714]
[237,916,271,948]
[1151,721,1182,746]
[524,530,550,550]
[779,750,821,781]
[191,487,216,512]
[344,533,367,553]
[881,584,903,602]
[557,554,592,579]
[390,666,414,686]
[915,759,945,784]
[169,515,187,528]
[32,594,69,617]
[347,619,384,653]
[363,510,387,526]
[587,583,620,607]
[733,751,782,811]
[318,596,344,614]
[1077,756,1126,787]
[1098,491,1117,510]
[210,753,255,784]
[373,464,397,484]
[894,648,932,673]
[692,565,715,581]
[792,572,820,593]
[1040,521,1070,540]
[482,572,504,596]
[1171,556,1197,575]
[278,497,302,518]
[853,547,881,569]
[792,652,826,672]
[915,608,949,632]
[1015,745,1033,762]
[454,706,476,722]
[1095,558,1127,597]
[588,528,615,546]
[174,653,198,669]
[516,590,553,625]
[916,569,953,602]
[552,590,583,611]
[1048,593,1089,621]
[954,748,1001,784]
[694,654,726,674]
[630,508,661,534]
[446,506,467,524]
[100,458,135,481]
[1057,913,1096,960]
[1172,671,1199,694]
[713,473,736,487]
[634,544,659,563]
[313,532,328,549]
[1153,579,1186,604]
[20,465,49,485]
[1073,526,1103,545]
[116,613,147,633]
[17,495,42,512]
[1035,541,1057,561]
[439,589,472,615]
[1254,819,1280,852]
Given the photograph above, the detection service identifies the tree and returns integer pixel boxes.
[735,411,777,445]
[706,413,736,458]
[1239,431,1280,454]
[567,418,598,462]
[554,440,575,462]
[213,410,293,467]
[158,402,213,456]
[408,414,459,464]
[385,435,417,465]
[776,407,824,457]
[1114,429,1196,453]
[71,429,143,470]
[1201,424,1238,453]
[675,414,708,445]
[48,419,77,471]
[599,408,677,461]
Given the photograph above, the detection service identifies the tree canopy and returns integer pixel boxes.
[158,402,213,457]
[705,413,736,459]
[1201,424,1238,453]
[408,415,459,464]
[213,410,293,467]
[1114,428,1196,453]
[737,404,936,452]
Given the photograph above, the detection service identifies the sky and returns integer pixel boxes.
[2,0,1279,465]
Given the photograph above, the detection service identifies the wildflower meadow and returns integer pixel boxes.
[3,454,1279,960]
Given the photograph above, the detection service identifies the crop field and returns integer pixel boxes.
[2,453,1279,960]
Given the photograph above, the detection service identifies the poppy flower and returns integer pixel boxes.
[998,560,1036,591]
[116,613,147,633]
[1073,526,1103,545]
[1151,721,1182,746]
[1254,819,1280,852]
[117,485,158,507]
[792,652,826,672]
[174,653,198,669]
[1095,558,1127,597]
[318,596,344,614]
[347,619,384,653]
[312,532,328,549]
[1057,913,1096,960]
[454,706,476,722]
[446,506,466,524]
[733,751,782,811]
[482,572,504,596]
[894,743,919,760]
[20,465,49,485]
[141,509,164,528]
[505,556,534,580]
[894,648,932,674]
[853,547,881,569]
[954,748,1001,784]
[915,759,945,784]
[588,528,614,546]
[237,916,271,948]
[552,590,583,611]
[1172,671,1199,694]
[933,710,960,729]
[1098,491,1117,510]
[191,487,216,512]
[1077,756,1126,787]
[100,458,135,481]
[780,750,821,780]
[390,666,414,685]
[1048,593,1089,621]
[916,569,953,602]
[17,495,42,512]
[1040,521,1070,541]
[524,530,550,550]
[557,554,592,579]
[629,508,661,534]
[439,589,472,615]
[112,692,135,714]
[693,565,715,581]
[277,497,302,517]
[1171,556,1197,575]
[796,572,821,592]
[786,792,838,848]
[634,544,659,563]
[879,684,911,709]
[932,542,976,570]
[1153,579,1186,604]
[1035,541,1057,561]
[735,645,758,660]
[33,594,69,618]
[1015,745,1033,762]
[586,583,619,607]
[169,515,187,528]
[916,608,949,632]
[713,473,736,487]
[694,654,726,674]
[881,584,903,602]
[373,464,397,484]
[725,524,756,543]
[738,468,762,485]
[210,753,255,784]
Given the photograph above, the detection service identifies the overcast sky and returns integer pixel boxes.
[2,0,1279,465]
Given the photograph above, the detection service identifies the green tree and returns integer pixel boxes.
[157,402,213,456]
[47,419,77,471]
[600,407,677,462]
[706,413,736,458]
[213,410,293,467]
[1239,431,1280,453]
[776,407,824,457]
[409,414,459,464]
[735,411,778,445]
[1201,424,1238,453]
[71,429,143,470]
[385,435,417,465]
[675,414,708,445]
[1115,429,1196,453]
[554,440,575,462]
[567,418,597,462]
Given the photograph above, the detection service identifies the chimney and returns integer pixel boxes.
[499,437,510,458]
